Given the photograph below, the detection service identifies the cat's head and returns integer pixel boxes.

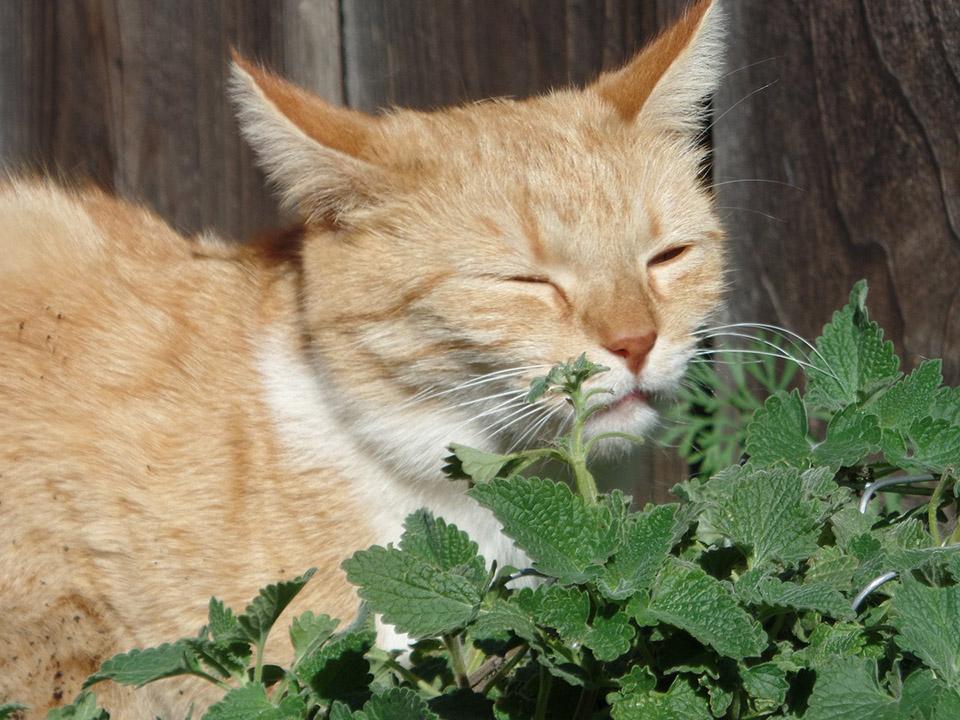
[232,0,725,474]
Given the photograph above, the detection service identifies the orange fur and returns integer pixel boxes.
[0,2,725,715]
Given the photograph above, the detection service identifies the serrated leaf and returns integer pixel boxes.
[813,406,881,471]
[743,577,854,620]
[237,569,316,646]
[471,598,539,644]
[745,390,811,467]
[608,669,710,720]
[0,705,26,720]
[806,280,900,411]
[399,510,487,589]
[741,662,789,708]
[643,557,766,660]
[806,546,859,590]
[44,693,108,720]
[289,611,339,662]
[885,417,960,473]
[871,359,942,430]
[442,444,522,485]
[84,641,200,688]
[469,476,620,583]
[710,467,822,568]
[202,684,291,720]
[805,657,899,720]
[352,688,440,720]
[295,617,375,705]
[343,546,482,637]
[207,598,239,642]
[598,504,685,600]
[585,611,635,662]
[891,577,960,688]
[930,386,960,425]
[794,623,867,668]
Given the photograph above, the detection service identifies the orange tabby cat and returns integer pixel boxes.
[0,0,724,715]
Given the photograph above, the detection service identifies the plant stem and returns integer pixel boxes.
[478,645,529,694]
[928,473,952,545]
[253,638,266,684]
[568,388,599,503]
[444,634,470,689]
[384,658,442,698]
[572,686,598,720]
[534,665,553,720]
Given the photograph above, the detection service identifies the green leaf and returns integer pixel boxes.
[352,688,440,720]
[289,611,339,662]
[741,662,789,709]
[885,417,960,473]
[236,569,316,646]
[202,684,294,720]
[84,641,200,688]
[930,386,960,425]
[514,586,634,662]
[469,476,620,583]
[710,467,823,568]
[295,617,375,705]
[643,557,766,660]
[813,406,882,471]
[0,704,27,720]
[442,445,522,485]
[343,546,482,637]
[745,390,811,467]
[791,623,867,668]
[871,359,942,430]
[207,598,240,642]
[44,693,108,720]
[471,598,539,644]
[806,280,900,411]
[399,510,487,589]
[740,576,854,620]
[598,504,685,600]
[891,576,960,688]
[608,668,710,720]
[805,657,899,720]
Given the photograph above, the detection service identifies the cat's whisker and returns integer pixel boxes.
[708,178,801,192]
[692,348,835,380]
[452,389,528,409]
[480,404,545,440]
[399,365,548,408]
[694,321,834,375]
[718,55,780,81]
[693,330,814,368]
[508,403,566,453]
[717,205,784,223]
[699,77,779,139]
[453,395,530,432]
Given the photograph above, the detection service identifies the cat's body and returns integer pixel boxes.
[0,1,724,715]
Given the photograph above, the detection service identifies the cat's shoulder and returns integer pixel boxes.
[0,177,206,280]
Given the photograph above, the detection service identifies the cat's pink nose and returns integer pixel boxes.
[604,332,657,375]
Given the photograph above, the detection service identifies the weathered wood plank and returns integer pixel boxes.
[714,0,960,381]
[0,0,342,240]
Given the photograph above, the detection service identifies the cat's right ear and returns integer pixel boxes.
[229,53,388,224]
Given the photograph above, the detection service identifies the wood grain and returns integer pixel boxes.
[714,0,960,381]
[0,0,340,240]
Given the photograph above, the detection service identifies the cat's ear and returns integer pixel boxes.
[229,53,387,223]
[591,0,724,135]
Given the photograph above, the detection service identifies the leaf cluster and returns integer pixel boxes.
[18,282,960,720]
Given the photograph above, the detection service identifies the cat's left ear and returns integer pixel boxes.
[591,0,724,135]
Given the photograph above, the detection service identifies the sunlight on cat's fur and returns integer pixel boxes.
[0,0,724,715]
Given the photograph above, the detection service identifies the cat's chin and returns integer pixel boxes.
[583,391,659,454]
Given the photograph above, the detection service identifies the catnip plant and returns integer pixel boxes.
[10,280,960,720]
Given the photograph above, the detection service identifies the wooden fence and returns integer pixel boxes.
[1,0,957,502]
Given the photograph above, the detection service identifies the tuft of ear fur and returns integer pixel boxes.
[592,0,724,134]
[229,52,387,223]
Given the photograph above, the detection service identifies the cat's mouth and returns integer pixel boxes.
[596,387,650,415]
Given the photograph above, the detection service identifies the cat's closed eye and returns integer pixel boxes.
[647,244,691,267]
[504,275,570,306]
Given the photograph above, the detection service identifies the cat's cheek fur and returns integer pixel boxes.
[257,329,528,649]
